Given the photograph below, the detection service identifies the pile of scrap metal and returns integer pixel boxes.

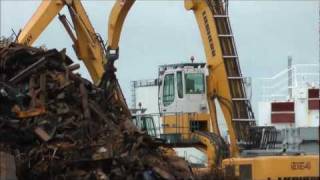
[0,42,193,180]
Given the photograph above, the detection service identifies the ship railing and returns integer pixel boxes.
[256,64,319,102]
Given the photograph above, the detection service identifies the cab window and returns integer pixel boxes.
[185,73,205,94]
[177,71,183,98]
[163,74,175,106]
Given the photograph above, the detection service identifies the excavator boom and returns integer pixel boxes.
[17,0,131,118]
[107,0,254,157]
[17,0,106,84]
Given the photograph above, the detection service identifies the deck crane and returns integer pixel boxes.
[17,0,319,179]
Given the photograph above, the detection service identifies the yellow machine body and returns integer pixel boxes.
[162,113,210,135]
[222,155,319,180]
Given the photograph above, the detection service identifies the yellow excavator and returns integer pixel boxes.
[16,0,319,179]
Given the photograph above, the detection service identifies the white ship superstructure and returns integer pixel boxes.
[257,61,319,153]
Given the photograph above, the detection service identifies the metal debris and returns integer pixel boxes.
[0,43,193,180]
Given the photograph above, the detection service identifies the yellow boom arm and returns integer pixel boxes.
[107,0,245,157]
[184,0,239,156]
[17,0,106,84]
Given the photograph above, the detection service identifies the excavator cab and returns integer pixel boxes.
[132,63,213,145]
[132,114,157,138]
[157,63,213,144]
[158,63,208,115]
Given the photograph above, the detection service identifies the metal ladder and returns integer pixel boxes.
[208,0,256,144]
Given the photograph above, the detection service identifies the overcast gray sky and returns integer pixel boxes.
[1,0,319,113]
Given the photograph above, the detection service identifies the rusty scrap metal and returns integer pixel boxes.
[33,127,51,142]
[9,56,47,84]
[0,43,193,180]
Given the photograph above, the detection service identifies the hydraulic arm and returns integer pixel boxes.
[17,0,130,116]
[18,0,105,84]
[107,0,256,157]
